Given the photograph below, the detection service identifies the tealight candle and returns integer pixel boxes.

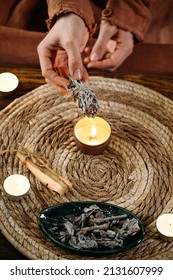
[74,116,111,154]
[156,213,173,242]
[3,174,30,201]
[0,72,19,95]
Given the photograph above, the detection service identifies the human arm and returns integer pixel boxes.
[84,0,156,71]
[37,0,95,93]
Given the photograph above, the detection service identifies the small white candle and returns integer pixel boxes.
[3,174,30,200]
[74,116,111,154]
[74,116,111,141]
[156,213,173,242]
[0,72,19,92]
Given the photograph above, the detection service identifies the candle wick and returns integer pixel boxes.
[89,135,95,140]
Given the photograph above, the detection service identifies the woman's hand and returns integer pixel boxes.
[37,13,89,93]
[84,20,134,71]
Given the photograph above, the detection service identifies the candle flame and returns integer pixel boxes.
[90,125,97,139]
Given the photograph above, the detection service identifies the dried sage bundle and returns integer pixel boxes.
[55,67,99,117]
[68,76,100,117]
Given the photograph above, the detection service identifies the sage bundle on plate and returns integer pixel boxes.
[48,204,141,250]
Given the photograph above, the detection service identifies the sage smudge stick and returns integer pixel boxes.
[55,67,99,117]
[68,76,100,117]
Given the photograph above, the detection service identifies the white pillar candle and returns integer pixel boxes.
[156,213,173,242]
[3,174,30,201]
[0,72,19,92]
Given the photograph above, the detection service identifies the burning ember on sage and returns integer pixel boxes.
[47,204,141,250]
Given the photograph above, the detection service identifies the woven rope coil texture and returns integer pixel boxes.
[0,77,173,259]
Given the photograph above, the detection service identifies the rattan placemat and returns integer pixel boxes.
[1,76,173,260]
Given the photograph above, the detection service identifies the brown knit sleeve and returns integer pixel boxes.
[46,0,95,34]
[101,0,156,41]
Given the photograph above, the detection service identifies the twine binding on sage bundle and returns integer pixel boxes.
[68,76,99,117]
[56,67,99,117]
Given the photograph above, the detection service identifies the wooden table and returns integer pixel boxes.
[0,66,173,259]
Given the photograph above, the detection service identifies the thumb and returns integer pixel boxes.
[66,41,83,80]
[90,22,118,61]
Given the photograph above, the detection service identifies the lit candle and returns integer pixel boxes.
[156,213,173,242]
[3,174,30,201]
[0,72,19,93]
[74,116,111,154]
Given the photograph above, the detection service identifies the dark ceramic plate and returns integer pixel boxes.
[38,201,145,255]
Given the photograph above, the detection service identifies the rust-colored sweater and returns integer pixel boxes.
[0,0,158,66]
[0,0,46,66]
[46,0,155,41]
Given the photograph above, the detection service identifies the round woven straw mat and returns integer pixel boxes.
[1,76,173,260]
